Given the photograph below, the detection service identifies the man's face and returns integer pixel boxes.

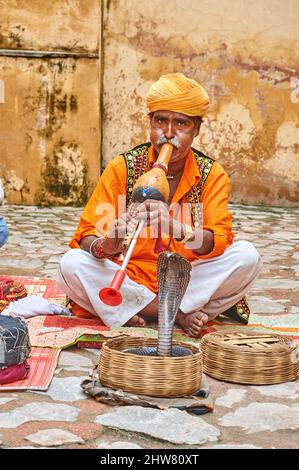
[150,110,200,162]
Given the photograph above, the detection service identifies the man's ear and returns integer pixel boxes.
[194,118,202,137]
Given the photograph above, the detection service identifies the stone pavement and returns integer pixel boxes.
[0,203,298,449]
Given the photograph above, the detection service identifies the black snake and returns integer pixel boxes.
[124,251,192,357]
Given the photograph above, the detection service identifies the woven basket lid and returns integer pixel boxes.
[201,329,299,385]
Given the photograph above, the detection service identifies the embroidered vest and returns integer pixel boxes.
[122,142,214,227]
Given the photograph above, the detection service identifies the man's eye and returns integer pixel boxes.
[177,121,186,126]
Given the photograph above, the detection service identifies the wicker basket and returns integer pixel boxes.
[201,330,299,385]
[99,336,202,397]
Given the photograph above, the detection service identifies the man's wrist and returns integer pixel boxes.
[90,236,123,259]
[89,237,106,259]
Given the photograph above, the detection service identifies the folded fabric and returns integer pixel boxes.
[1,295,72,318]
[0,361,30,385]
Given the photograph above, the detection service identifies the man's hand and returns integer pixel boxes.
[133,199,183,239]
[102,212,128,256]
[95,199,186,257]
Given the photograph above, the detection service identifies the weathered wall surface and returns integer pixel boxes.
[0,0,99,53]
[0,0,100,205]
[1,1,298,207]
[102,0,299,207]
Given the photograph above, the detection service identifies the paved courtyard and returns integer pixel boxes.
[0,203,298,449]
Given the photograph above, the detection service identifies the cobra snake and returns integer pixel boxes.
[125,251,192,357]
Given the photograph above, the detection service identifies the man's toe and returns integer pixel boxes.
[138,316,147,327]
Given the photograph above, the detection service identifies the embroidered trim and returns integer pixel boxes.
[122,143,151,208]
[221,296,251,324]
[236,296,251,321]
[187,149,214,227]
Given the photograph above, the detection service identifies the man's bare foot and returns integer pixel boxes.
[176,310,209,337]
[124,314,147,328]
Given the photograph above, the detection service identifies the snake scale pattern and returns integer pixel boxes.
[125,251,192,357]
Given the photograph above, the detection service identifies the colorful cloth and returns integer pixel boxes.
[26,314,113,349]
[0,277,27,313]
[69,144,233,293]
[0,347,60,391]
[0,361,30,385]
[146,73,210,117]
[0,275,66,305]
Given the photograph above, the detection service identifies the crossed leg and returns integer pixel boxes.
[132,241,262,337]
[57,241,262,334]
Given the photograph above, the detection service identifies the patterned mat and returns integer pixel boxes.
[202,314,299,343]
[2,275,297,391]
[3,276,299,347]
[0,347,60,391]
[0,275,67,305]
[26,314,135,349]
[1,276,157,348]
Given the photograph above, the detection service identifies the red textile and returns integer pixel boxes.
[0,361,30,385]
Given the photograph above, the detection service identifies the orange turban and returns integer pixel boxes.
[146,73,210,117]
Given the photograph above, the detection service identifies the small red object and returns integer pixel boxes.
[99,270,126,306]
[0,361,30,385]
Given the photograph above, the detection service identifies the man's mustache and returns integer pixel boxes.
[156,135,180,149]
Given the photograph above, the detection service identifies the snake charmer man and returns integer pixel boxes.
[57,73,262,337]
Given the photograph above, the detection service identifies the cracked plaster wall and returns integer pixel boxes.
[102,0,299,206]
[0,0,100,205]
[0,0,298,206]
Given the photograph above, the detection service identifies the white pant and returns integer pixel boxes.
[56,241,262,327]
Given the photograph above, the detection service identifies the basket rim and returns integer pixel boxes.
[99,336,202,397]
[102,336,201,359]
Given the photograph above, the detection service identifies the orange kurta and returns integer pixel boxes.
[70,145,234,293]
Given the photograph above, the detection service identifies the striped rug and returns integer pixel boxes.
[0,347,60,391]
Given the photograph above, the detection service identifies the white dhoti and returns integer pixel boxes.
[56,240,262,327]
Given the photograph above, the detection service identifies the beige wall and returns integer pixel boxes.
[1,1,299,206]
[102,0,299,207]
[0,0,101,205]
[0,0,99,53]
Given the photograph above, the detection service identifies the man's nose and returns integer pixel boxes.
[164,122,175,139]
